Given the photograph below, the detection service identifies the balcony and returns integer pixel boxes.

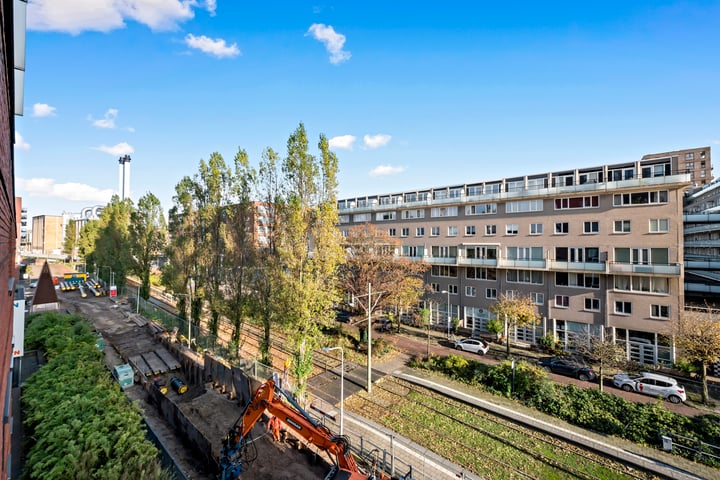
[608,262,681,275]
[457,257,498,267]
[548,260,606,272]
[497,259,547,270]
[337,173,692,214]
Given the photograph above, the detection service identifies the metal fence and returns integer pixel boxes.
[132,289,458,480]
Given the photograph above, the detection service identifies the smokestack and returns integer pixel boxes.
[118,155,131,200]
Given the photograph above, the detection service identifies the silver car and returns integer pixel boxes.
[453,338,489,355]
[612,372,687,404]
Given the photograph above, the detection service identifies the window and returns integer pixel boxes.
[685,152,695,161]
[641,163,671,178]
[447,284,458,294]
[466,267,497,280]
[507,246,543,260]
[583,221,599,234]
[555,272,600,288]
[431,265,458,277]
[614,247,669,265]
[649,218,669,233]
[555,196,599,209]
[401,228,409,237]
[531,292,544,305]
[614,220,631,233]
[466,203,497,215]
[388,228,396,237]
[609,166,635,181]
[431,206,458,217]
[555,295,569,308]
[338,215,349,224]
[506,199,543,213]
[486,288,497,299]
[465,286,476,297]
[613,190,669,206]
[614,275,669,293]
[431,226,440,236]
[416,227,425,236]
[506,224,519,235]
[465,225,476,235]
[651,305,670,319]
[506,180,524,192]
[584,298,600,311]
[402,246,423,257]
[401,209,426,219]
[447,226,458,237]
[530,223,543,235]
[376,211,397,221]
[353,213,371,222]
[431,283,440,292]
[432,246,457,258]
[506,270,543,284]
[485,224,497,235]
[615,301,632,315]
[579,171,603,184]
[555,222,569,234]
[555,247,600,263]
[466,246,497,260]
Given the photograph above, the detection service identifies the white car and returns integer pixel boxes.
[612,372,687,404]
[453,338,489,355]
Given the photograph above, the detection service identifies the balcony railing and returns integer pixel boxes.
[497,259,547,269]
[608,262,681,275]
[338,173,692,214]
[547,260,606,272]
[457,257,498,267]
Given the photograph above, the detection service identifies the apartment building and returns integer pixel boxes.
[683,175,720,304]
[30,215,63,255]
[643,146,711,187]
[337,150,703,365]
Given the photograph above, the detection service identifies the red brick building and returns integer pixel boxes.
[1,1,23,478]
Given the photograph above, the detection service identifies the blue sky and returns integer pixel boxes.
[14,0,720,219]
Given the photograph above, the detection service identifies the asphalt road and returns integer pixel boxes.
[370,324,711,418]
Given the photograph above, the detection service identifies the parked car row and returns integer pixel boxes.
[535,356,687,403]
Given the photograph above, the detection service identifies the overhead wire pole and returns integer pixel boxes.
[354,282,384,394]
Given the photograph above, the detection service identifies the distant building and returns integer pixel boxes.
[683,174,720,304]
[31,215,63,255]
[337,147,704,365]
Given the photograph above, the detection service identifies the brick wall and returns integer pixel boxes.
[0,0,16,478]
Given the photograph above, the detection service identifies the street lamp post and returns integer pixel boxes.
[321,346,344,436]
[441,289,451,339]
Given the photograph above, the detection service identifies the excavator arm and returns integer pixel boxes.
[219,377,388,480]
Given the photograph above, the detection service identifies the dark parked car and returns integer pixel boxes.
[335,310,351,323]
[538,356,597,382]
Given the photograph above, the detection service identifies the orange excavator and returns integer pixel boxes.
[219,376,414,480]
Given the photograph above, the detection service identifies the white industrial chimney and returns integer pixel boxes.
[118,155,131,201]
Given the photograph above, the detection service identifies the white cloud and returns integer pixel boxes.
[306,24,351,64]
[27,0,196,35]
[94,142,134,156]
[14,132,30,151]
[205,0,217,16]
[329,134,356,150]
[363,134,392,149]
[16,177,114,202]
[32,103,56,117]
[712,139,720,145]
[369,165,405,177]
[185,34,241,58]
[90,108,119,129]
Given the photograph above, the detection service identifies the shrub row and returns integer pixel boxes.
[22,312,172,480]
[411,354,720,466]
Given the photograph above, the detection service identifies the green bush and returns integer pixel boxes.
[415,353,720,465]
[22,312,171,480]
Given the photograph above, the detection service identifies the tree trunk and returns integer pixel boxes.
[701,361,709,404]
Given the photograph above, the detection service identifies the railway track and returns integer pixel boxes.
[346,376,657,480]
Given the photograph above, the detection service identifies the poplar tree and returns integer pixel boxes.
[277,124,344,396]
[129,192,167,300]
